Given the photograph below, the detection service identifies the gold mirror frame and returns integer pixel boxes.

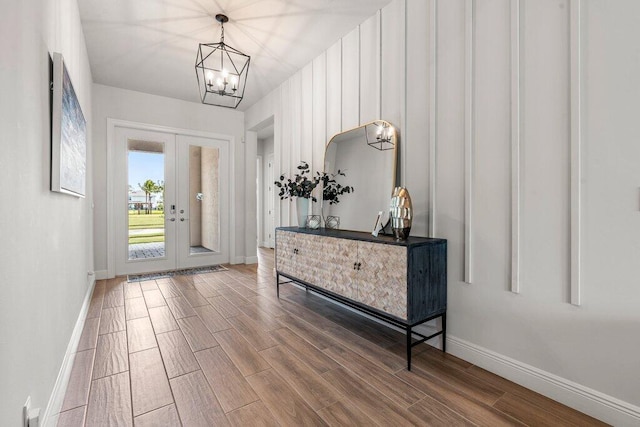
[322,119,398,232]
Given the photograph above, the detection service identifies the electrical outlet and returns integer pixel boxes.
[23,396,30,427]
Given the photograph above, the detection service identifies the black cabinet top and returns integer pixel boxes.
[277,226,446,248]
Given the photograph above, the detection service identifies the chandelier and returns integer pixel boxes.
[195,14,250,109]
[367,121,395,151]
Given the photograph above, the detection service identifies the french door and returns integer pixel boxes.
[114,127,229,275]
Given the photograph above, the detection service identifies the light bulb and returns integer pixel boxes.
[216,78,223,89]
[222,69,229,81]
[206,71,214,85]
[231,75,238,90]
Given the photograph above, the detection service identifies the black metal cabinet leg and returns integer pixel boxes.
[442,314,446,353]
[276,274,280,299]
[406,325,412,371]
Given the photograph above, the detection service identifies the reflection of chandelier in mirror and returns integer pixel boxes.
[366,122,395,151]
[195,14,250,109]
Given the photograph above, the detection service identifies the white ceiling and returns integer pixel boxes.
[78,0,392,111]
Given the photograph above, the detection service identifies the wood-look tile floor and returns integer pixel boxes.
[55,248,607,426]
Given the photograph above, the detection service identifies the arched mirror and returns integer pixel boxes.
[322,120,398,232]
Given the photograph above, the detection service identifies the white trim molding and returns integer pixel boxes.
[464,0,475,284]
[569,0,582,306]
[378,9,383,120]
[447,336,640,426]
[42,277,96,427]
[400,0,407,188]
[429,0,437,237]
[244,256,259,264]
[510,0,522,294]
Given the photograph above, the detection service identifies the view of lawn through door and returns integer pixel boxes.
[126,139,222,260]
[128,140,165,259]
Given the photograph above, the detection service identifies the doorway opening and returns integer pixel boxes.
[255,119,275,248]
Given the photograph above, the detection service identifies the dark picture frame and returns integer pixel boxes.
[51,52,86,197]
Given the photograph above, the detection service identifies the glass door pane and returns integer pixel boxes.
[115,127,176,276]
[188,145,220,254]
[177,134,229,269]
[127,140,166,260]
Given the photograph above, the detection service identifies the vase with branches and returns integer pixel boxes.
[274,161,320,226]
[274,161,319,201]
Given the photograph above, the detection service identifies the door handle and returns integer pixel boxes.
[169,218,176,222]
[180,218,189,222]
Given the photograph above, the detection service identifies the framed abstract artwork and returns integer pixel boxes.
[51,52,86,197]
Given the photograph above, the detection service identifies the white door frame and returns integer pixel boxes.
[266,152,275,248]
[256,155,263,247]
[107,118,236,278]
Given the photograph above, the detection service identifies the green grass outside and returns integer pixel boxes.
[128,211,165,244]
[129,211,165,229]
[130,235,165,244]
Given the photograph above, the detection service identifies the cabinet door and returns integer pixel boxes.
[357,242,407,320]
[294,232,324,285]
[317,236,358,300]
[275,230,297,277]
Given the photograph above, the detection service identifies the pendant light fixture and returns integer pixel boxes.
[195,14,250,108]
[366,121,395,151]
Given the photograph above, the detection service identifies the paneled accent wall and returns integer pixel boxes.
[428,0,438,238]
[326,40,342,138]
[510,0,521,294]
[406,0,432,238]
[359,11,381,124]
[569,0,582,306]
[245,0,640,421]
[311,54,327,214]
[341,28,360,130]
[464,0,475,284]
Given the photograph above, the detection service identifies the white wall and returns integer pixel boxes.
[91,84,247,271]
[244,0,640,423]
[0,0,94,424]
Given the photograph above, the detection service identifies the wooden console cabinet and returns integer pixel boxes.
[275,227,447,369]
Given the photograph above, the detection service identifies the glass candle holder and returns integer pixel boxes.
[306,215,321,229]
[325,215,340,229]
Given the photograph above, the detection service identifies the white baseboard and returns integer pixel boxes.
[95,269,108,280]
[42,276,96,427]
[447,335,640,426]
[231,256,258,264]
[231,256,245,265]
